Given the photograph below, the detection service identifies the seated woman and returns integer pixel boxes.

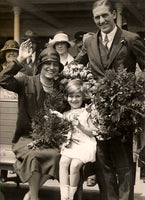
[0,39,67,200]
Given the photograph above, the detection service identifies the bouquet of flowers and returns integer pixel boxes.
[61,63,99,99]
[62,63,92,80]
[30,110,72,150]
[30,89,72,150]
[88,68,145,141]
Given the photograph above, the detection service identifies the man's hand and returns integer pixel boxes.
[17,39,33,63]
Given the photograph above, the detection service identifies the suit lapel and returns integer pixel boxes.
[107,27,124,68]
[90,32,105,73]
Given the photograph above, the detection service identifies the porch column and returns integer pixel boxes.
[13,6,21,44]
[116,3,123,28]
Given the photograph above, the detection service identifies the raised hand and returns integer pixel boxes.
[17,39,33,63]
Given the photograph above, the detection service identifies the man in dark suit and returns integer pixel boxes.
[76,1,145,78]
[75,0,145,199]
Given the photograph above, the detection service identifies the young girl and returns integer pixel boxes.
[51,79,97,200]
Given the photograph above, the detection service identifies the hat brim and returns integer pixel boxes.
[49,39,74,48]
[0,48,19,52]
[38,59,64,73]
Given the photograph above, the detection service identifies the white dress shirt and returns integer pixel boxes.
[101,26,117,49]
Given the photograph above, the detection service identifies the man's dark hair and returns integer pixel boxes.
[92,0,116,13]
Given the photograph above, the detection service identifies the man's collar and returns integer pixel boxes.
[101,26,117,42]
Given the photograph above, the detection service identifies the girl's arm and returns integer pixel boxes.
[76,109,97,137]
[76,120,97,137]
[49,109,63,118]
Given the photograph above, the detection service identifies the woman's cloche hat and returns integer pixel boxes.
[37,46,64,72]
[49,32,73,48]
[0,40,19,52]
[0,40,20,63]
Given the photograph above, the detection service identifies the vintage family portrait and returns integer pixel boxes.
[0,0,145,199]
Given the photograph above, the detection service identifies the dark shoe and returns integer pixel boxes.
[86,175,97,187]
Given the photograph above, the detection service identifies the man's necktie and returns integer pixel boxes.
[104,34,109,50]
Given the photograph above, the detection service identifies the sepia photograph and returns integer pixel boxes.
[0,0,145,199]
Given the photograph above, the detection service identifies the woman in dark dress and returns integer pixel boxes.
[0,39,67,200]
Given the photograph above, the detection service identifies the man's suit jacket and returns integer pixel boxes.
[75,27,145,79]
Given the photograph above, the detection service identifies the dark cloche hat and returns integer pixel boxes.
[38,47,64,72]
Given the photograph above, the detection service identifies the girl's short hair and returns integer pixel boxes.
[65,79,85,96]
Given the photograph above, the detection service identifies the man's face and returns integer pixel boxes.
[93,5,116,34]
[41,61,59,79]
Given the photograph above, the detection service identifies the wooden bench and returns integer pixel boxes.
[0,98,93,200]
[0,99,20,185]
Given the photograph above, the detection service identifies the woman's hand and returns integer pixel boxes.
[17,39,33,63]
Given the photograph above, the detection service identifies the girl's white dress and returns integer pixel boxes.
[61,108,97,163]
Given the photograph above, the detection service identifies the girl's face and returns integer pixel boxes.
[67,92,83,109]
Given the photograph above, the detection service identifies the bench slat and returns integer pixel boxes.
[0,126,16,132]
[0,107,18,113]
[0,120,16,126]
[0,113,17,120]
[0,101,18,108]
[0,138,12,144]
[0,144,16,164]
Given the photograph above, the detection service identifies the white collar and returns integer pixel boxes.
[101,26,117,42]
[61,53,74,66]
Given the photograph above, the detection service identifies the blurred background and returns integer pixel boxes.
[0,0,144,49]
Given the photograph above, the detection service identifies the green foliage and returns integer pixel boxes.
[31,110,71,149]
[30,89,71,149]
[89,69,145,139]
